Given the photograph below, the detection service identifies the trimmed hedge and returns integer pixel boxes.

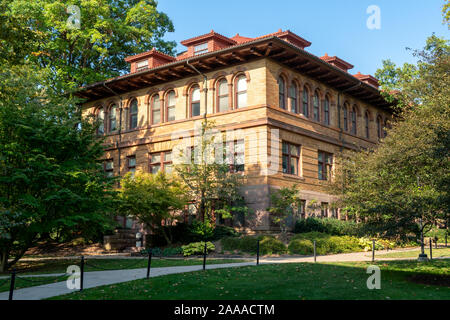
[221,235,287,255]
[260,236,287,255]
[294,217,360,236]
[289,232,362,255]
[288,239,314,255]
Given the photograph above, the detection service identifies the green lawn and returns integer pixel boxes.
[51,260,450,300]
[0,275,69,293]
[1,258,250,276]
[377,248,450,259]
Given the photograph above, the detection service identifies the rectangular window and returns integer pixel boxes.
[167,93,176,121]
[104,159,114,177]
[149,151,172,174]
[321,202,329,218]
[136,60,148,72]
[192,102,200,117]
[127,156,136,176]
[318,151,333,180]
[225,139,245,172]
[299,200,306,219]
[194,43,208,56]
[282,142,300,175]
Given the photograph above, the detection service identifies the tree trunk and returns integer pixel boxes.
[0,250,9,273]
[160,227,172,246]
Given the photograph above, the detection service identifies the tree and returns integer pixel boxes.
[267,185,302,236]
[118,171,187,245]
[174,121,250,230]
[1,0,176,89]
[328,35,450,242]
[0,65,117,272]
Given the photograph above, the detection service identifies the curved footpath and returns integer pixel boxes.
[1,248,447,300]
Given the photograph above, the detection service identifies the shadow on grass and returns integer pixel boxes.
[51,260,450,300]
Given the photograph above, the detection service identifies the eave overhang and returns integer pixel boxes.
[76,37,394,111]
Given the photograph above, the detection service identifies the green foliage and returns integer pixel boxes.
[221,237,242,252]
[290,232,362,255]
[187,220,214,242]
[0,65,117,272]
[181,242,215,257]
[161,247,183,257]
[221,235,286,255]
[329,35,450,241]
[0,0,176,89]
[288,239,314,255]
[211,226,240,241]
[174,120,250,228]
[267,185,302,234]
[259,236,287,255]
[294,217,360,236]
[119,171,188,245]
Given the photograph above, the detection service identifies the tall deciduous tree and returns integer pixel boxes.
[328,36,450,241]
[1,0,176,89]
[0,66,117,272]
[174,121,250,229]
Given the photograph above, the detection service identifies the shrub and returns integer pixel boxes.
[238,236,260,254]
[221,237,241,252]
[289,232,363,255]
[188,221,215,242]
[259,236,287,255]
[288,239,314,255]
[294,217,360,236]
[291,231,330,241]
[211,226,240,240]
[221,235,286,255]
[181,241,215,257]
[162,247,183,256]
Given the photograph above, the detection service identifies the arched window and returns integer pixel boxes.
[313,91,320,121]
[129,99,138,129]
[364,111,370,139]
[324,96,330,125]
[302,87,309,117]
[190,86,201,117]
[166,90,176,122]
[289,82,297,113]
[217,79,229,112]
[376,115,383,139]
[108,104,118,133]
[97,107,105,134]
[235,75,247,109]
[343,103,349,132]
[278,77,286,109]
[350,106,357,135]
[151,94,161,125]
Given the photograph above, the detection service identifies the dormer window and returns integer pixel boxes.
[194,43,208,56]
[136,60,148,72]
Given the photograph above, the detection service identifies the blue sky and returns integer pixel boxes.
[158,0,449,76]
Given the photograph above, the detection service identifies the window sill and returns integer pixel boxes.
[281,173,305,181]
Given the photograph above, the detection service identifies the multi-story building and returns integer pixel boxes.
[77,29,393,232]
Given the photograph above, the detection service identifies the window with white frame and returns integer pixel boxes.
[194,43,208,56]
